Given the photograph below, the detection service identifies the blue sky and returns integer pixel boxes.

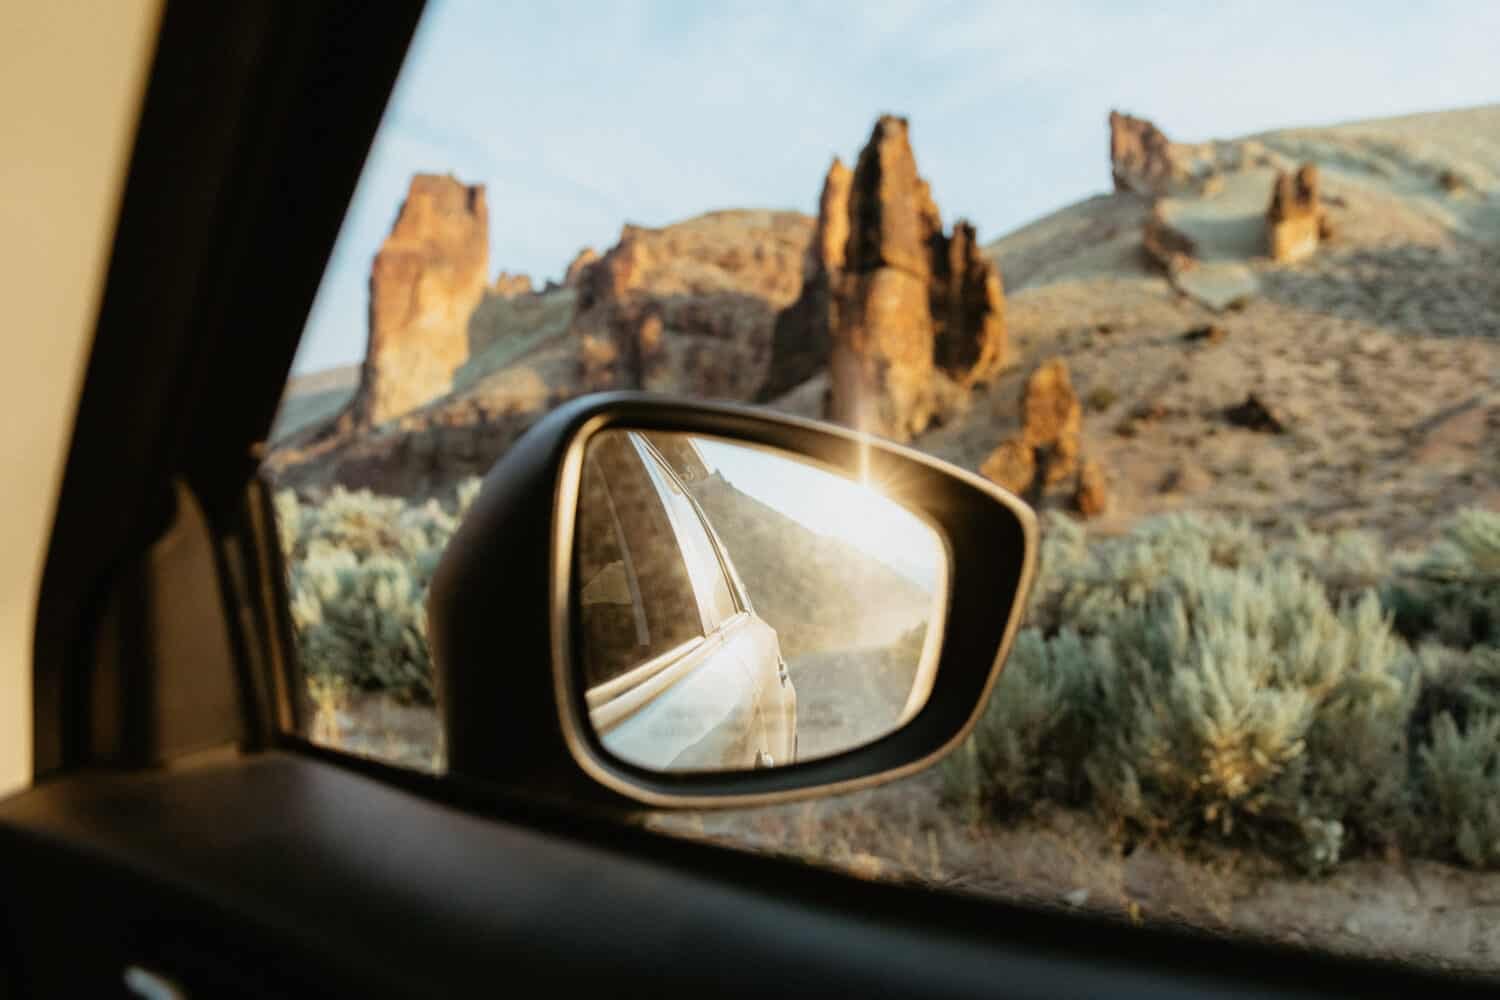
[293,0,1499,375]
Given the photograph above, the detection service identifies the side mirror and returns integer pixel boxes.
[427,393,1036,809]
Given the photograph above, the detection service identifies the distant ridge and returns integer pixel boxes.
[271,363,360,441]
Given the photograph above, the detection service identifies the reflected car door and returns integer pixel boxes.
[581,434,767,770]
[635,436,796,766]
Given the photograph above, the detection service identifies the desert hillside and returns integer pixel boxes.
[941,104,1499,546]
[272,363,359,440]
[270,104,1499,549]
[267,208,815,496]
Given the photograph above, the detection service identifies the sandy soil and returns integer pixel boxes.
[303,689,444,773]
[651,771,1500,978]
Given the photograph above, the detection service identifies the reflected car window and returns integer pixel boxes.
[637,438,739,630]
[577,435,704,687]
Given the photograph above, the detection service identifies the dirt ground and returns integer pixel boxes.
[303,688,446,772]
[917,270,1500,549]
[650,771,1500,979]
[786,640,919,761]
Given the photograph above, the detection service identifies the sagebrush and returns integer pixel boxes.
[276,480,480,702]
[945,509,1500,873]
[275,483,1500,872]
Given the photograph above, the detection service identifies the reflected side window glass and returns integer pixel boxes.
[577,436,705,688]
[638,440,739,629]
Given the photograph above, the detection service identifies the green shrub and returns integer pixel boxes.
[1384,509,1500,648]
[1083,557,1411,871]
[942,627,1102,822]
[948,508,1500,874]
[1279,522,1389,608]
[277,482,481,702]
[275,480,1500,875]
[1416,702,1500,868]
[1409,643,1500,739]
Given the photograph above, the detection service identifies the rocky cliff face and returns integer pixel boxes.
[1266,163,1329,263]
[570,210,814,399]
[980,357,1106,517]
[981,357,1081,496]
[563,247,599,287]
[490,272,533,298]
[1109,110,1290,202]
[759,159,852,401]
[943,104,1500,540]
[346,174,489,427]
[271,105,1500,547]
[1142,203,1198,274]
[268,360,564,499]
[1110,111,1191,196]
[824,115,1008,441]
[933,220,1007,384]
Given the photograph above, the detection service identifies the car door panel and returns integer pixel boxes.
[720,614,792,764]
[598,631,757,770]
[6,752,1477,999]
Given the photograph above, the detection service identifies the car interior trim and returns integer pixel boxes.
[5,751,1491,998]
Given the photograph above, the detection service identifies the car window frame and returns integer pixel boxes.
[577,438,710,690]
[629,433,742,632]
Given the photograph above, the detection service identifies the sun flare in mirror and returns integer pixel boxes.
[695,436,942,593]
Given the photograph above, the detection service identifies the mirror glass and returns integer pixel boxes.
[571,429,947,773]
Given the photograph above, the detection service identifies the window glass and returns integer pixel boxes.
[577,434,705,687]
[638,441,739,629]
[265,0,1500,978]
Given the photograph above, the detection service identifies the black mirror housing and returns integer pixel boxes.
[427,392,1036,809]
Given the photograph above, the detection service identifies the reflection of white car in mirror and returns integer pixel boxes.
[576,431,797,771]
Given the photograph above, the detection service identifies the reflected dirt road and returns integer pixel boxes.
[788,626,925,760]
